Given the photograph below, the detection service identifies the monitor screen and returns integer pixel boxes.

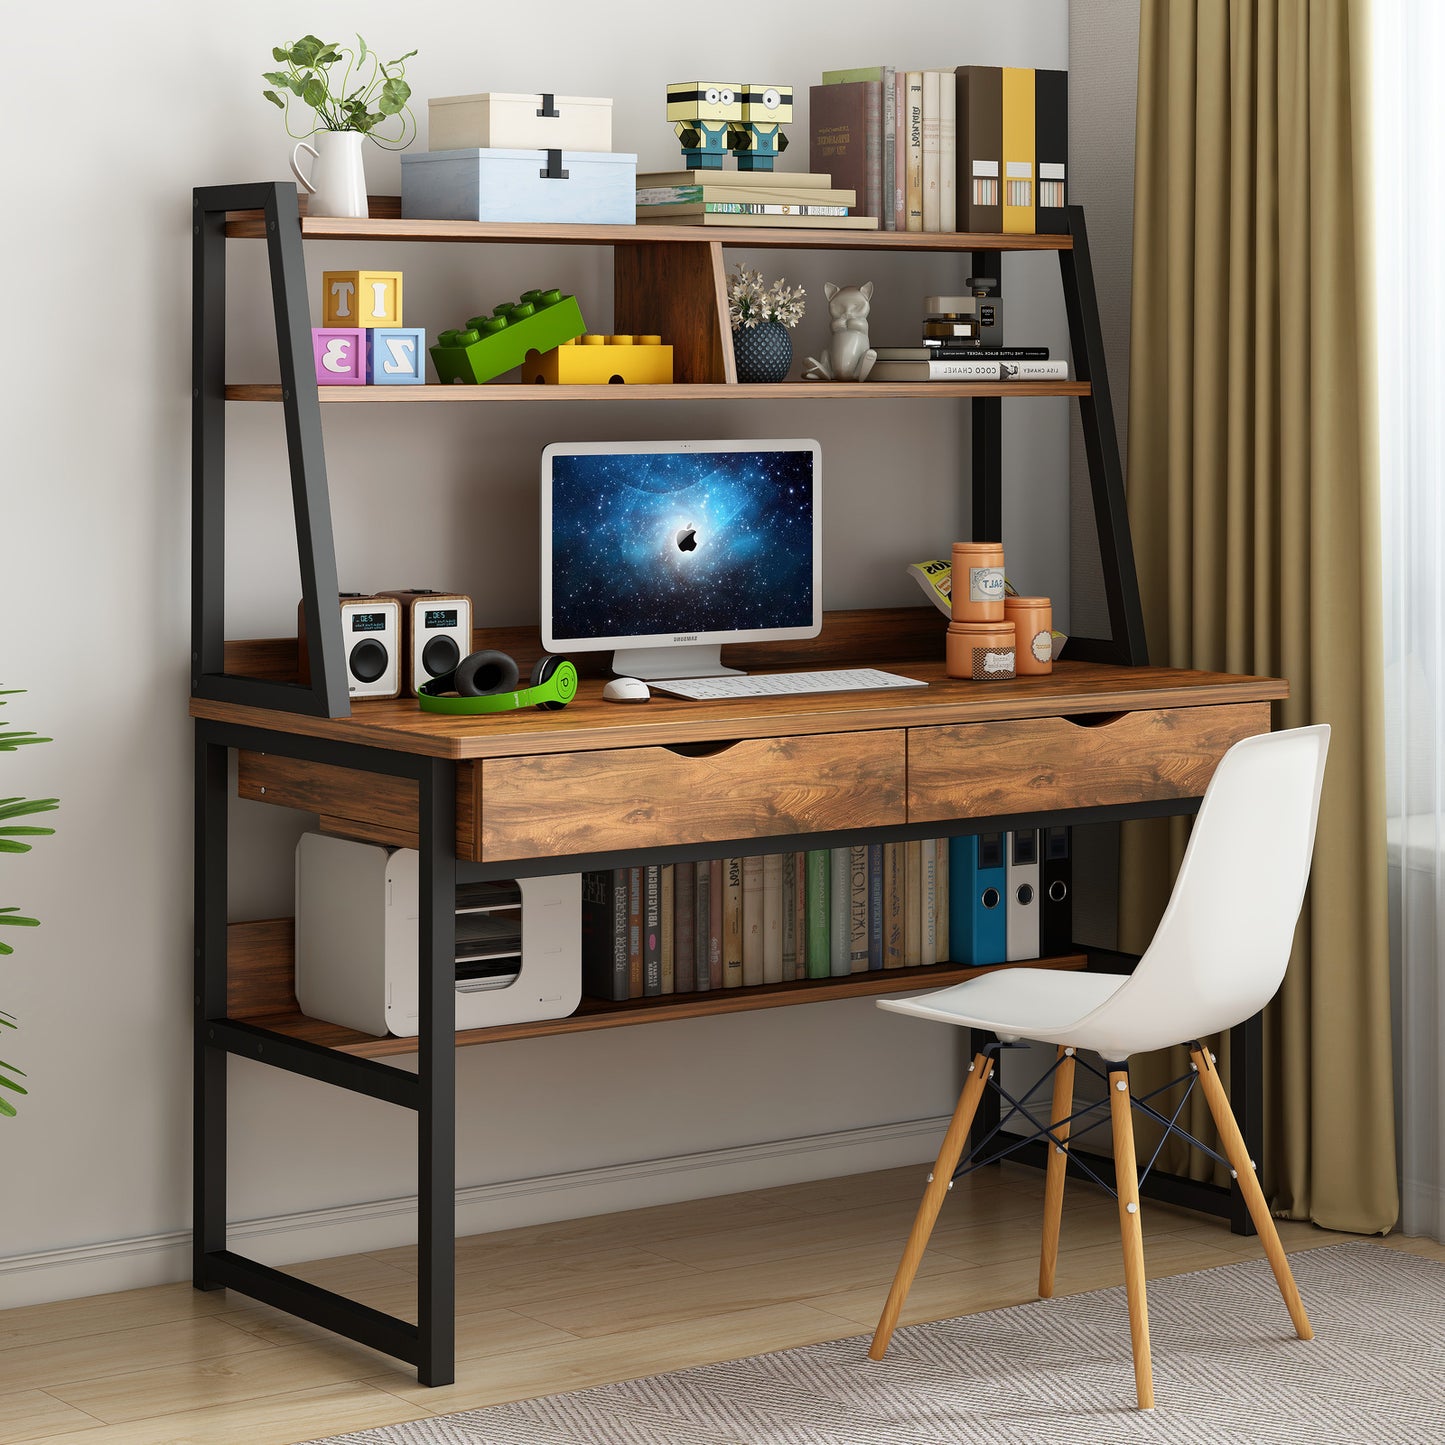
[541,440,821,651]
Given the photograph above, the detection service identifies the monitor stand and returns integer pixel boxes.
[611,644,743,681]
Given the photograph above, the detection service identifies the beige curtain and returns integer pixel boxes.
[1122,0,1396,1234]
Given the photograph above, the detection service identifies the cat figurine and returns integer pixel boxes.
[803,280,877,382]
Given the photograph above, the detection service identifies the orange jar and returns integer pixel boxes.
[951,542,1006,621]
[1004,596,1053,675]
[946,620,1016,680]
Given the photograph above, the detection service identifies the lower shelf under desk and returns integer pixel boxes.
[227,918,1087,1060]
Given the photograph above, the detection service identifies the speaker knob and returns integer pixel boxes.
[422,634,461,677]
[349,638,388,683]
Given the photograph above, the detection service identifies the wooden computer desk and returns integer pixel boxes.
[190,607,1286,1384]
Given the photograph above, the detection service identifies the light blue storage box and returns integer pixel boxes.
[401,148,637,225]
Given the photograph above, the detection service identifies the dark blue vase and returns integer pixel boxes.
[732,321,793,383]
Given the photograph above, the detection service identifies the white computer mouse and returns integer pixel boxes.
[602,677,651,703]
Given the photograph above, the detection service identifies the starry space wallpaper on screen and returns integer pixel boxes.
[548,448,815,640]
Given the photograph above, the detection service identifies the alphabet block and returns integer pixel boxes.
[322,270,403,328]
[367,327,427,385]
[313,328,367,385]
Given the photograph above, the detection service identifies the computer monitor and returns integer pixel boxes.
[541,438,822,679]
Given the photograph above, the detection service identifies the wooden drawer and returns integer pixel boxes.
[477,730,907,860]
[907,703,1272,821]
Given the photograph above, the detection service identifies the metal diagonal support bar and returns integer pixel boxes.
[193,719,458,1385]
[191,181,347,718]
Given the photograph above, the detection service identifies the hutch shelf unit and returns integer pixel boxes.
[192,182,1262,1387]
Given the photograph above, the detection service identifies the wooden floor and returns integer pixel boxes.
[1,1163,1437,1444]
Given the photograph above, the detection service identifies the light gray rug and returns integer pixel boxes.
[302,1244,1444,1444]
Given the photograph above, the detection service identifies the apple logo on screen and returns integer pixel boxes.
[675,524,698,553]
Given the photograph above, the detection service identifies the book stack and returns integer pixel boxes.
[868,290,1068,383]
[635,170,879,230]
[580,831,1072,1003]
[810,65,1067,235]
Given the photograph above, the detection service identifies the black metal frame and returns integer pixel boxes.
[192,182,349,719]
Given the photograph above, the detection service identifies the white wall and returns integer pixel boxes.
[1,0,1068,1306]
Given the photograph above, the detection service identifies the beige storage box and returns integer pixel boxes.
[428,92,613,153]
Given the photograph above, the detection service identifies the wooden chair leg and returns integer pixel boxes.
[1109,1067,1154,1410]
[869,1052,995,1360]
[1038,1046,1076,1298]
[1190,1045,1313,1341]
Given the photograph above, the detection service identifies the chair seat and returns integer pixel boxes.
[877,967,1127,1045]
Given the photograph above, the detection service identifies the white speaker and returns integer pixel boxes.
[382,590,473,695]
[298,594,402,699]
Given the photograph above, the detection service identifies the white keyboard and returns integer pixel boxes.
[650,668,928,701]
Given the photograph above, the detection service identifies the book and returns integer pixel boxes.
[810,80,883,223]
[821,65,885,83]
[636,169,835,189]
[935,839,950,962]
[637,211,879,230]
[580,869,629,1001]
[636,184,855,205]
[882,67,897,231]
[894,76,907,231]
[793,853,808,978]
[694,858,712,992]
[955,67,1002,233]
[763,852,784,983]
[723,857,744,988]
[643,864,662,995]
[905,840,923,967]
[660,864,675,994]
[866,359,1070,382]
[920,838,937,966]
[781,850,797,979]
[849,845,870,972]
[922,69,940,232]
[818,64,890,224]
[1034,69,1069,234]
[904,72,924,231]
[1002,67,1036,234]
[805,849,831,978]
[884,843,905,967]
[639,202,852,218]
[627,865,644,998]
[938,71,957,231]
[829,848,851,976]
[742,854,765,986]
[675,860,695,993]
[708,858,724,989]
[874,346,1051,362]
[867,842,884,970]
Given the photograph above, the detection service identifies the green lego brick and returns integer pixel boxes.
[429,289,587,385]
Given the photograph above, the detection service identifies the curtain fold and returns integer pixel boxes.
[1123,0,1396,1233]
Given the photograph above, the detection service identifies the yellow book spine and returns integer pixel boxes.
[1001,67,1036,234]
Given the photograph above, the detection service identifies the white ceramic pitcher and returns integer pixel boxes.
[290,130,369,219]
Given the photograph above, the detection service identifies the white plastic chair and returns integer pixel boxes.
[868,725,1330,1410]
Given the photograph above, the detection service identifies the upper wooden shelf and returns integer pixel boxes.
[225,195,1073,251]
[227,380,1090,403]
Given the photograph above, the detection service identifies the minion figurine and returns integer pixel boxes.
[667,82,743,170]
[731,84,793,171]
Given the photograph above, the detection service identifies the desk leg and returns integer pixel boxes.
[1228,1014,1262,1237]
[417,758,457,1385]
[193,733,229,1289]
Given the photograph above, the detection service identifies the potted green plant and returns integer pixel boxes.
[1,688,57,1118]
[727,264,806,383]
[262,34,418,220]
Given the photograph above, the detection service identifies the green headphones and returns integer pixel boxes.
[417,650,578,715]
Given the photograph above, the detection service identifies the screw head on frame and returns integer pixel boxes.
[1115,1079,1128,1092]
[1126,1201,1138,1214]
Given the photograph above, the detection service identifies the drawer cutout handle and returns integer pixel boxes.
[661,739,743,759]
[1060,711,1130,729]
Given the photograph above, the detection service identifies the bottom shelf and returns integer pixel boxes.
[226,919,1088,1059]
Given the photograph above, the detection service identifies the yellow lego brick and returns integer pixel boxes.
[322,270,403,328]
[666,82,743,124]
[522,335,674,385]
[1001,68,1036,235]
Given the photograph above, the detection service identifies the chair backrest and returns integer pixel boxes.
[1072,725,1330,1059]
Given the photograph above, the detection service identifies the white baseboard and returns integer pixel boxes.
[0,1113,947,1309]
